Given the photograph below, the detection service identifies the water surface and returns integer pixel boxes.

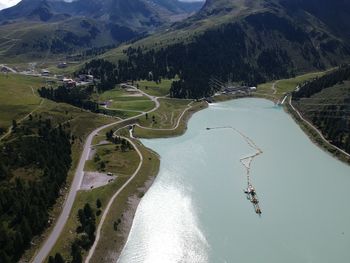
[119,98,350,263]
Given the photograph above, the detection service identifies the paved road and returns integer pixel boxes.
[85,136,143,263]
[32,84,160,263]
[288,95,350,158]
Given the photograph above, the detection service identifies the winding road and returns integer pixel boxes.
[32,84,161,263]
[84,136,143,263]
[134,101,194,131]
[33,83,198,262]
[85,93,201,262]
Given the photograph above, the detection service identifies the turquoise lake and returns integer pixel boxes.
[118,98,350,263]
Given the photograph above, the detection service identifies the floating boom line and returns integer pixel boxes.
[206,126,263,215]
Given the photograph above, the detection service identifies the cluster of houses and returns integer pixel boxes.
[61,74,95,88]
[41,69,95,88]
[222,86,257,95]
[204,85,257,103]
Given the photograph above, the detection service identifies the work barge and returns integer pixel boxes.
[244,184,262,215]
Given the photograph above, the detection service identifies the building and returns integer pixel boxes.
[41,69,50,77]
[78,74,94,82]
[63,78,76,88]
[57,62,67,69]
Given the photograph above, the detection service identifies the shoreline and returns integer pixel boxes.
[87,100,208,262]
[213,93,350,165]
[104,164,158,262]
[285,97,350,165]
[42,92,348,262]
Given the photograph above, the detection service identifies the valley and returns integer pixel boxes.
[0,0,349,263]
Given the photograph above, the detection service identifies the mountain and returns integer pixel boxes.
[0,0,203,24]
[100,0,350,98]
[0,0,204,60]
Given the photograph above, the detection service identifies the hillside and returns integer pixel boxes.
[292,65,350,154]
[0,74,113,263]
[0,0,204,61]
[99,0,350,98]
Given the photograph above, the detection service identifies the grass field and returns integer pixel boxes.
[134,101,208,138]
[256,71,330,99]
[85,143,139,175]
[136,79,174,97]
[109,100,155,112]
[137,98,192,129]
[0,73,44,130]
[97,87,155,118]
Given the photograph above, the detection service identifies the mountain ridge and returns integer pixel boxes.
[0,0,204,60]
[98,0,350,98]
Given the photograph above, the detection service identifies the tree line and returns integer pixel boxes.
[106,129,133,152]
[38,86,99,113]
[48,200,101,263]
[0,119,72,262]
[78,20,314,99]
[293,64,350,99]
[293,64,350,153]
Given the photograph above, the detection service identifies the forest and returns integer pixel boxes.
[38,86,99,112]
[0,118,72,262]
[293,65,350,99]
[79,21,298,99]
[293,64,350,153]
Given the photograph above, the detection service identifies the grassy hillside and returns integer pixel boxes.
[292,65,350,155]
[0,18,121,62]
[0,74,43,131]
[0,0,204,62]
[0,73,113,262]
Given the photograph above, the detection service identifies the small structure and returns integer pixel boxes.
[57,62,67,69]
[99,101,108,107]
[87,74,94,82]
[56,75,64,81]
[63,78,76,88]
[41,69,50,77]
[244,184,262,215]
[249,86,257,91]
[79,74,94,82]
